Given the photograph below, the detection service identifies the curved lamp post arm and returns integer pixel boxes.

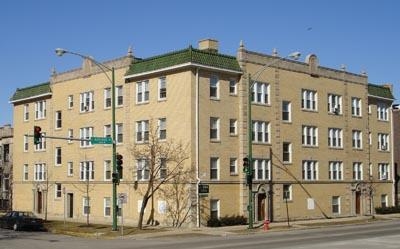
[55,48,114,84]
[251,51,301,88]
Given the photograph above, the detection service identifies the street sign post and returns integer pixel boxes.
[90,136,113,144]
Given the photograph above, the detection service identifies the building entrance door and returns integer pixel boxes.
[67,193,74,218]
[257,193,266,221]
[355,191,361,215]
[37,191,42,214]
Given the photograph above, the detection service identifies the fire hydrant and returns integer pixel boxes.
[263,219,270,231]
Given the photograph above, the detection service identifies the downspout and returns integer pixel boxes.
[195,68,200,227]
[391,106,395,206]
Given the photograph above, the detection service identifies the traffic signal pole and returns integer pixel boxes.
[247,74,253,229]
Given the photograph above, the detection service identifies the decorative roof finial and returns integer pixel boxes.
[340,64,346,71]
[127,45,133,57]
[51,67,56,76]
[239,40,245,48]
[361,70,367,76]
[272,48,278,57]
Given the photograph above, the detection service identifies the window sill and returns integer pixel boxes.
[301,108,318,113]
[210,139,221,143]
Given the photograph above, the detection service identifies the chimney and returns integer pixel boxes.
[198,39,219,53]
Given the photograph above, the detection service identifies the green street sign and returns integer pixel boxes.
[90,136,113,144]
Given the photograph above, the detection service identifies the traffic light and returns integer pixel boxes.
[243,157,249,173]
[116,154,123,179]
[33,126,42,145]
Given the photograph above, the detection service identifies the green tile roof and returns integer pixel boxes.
[126,46,242,76]
[10,82,51,103]
[368,84,394,100]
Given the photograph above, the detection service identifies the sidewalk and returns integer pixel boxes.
[126,214,400,239]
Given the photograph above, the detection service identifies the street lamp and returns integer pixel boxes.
[246,51,301,229]
[55,48,119,231]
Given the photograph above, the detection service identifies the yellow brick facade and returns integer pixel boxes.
[11,41,394,227]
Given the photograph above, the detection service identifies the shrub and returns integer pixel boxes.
[375,206,400,214]
[207,215,247,227]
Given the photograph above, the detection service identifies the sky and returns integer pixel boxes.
[1,0,399,126]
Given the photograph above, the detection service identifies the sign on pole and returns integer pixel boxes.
[90,136,113,144]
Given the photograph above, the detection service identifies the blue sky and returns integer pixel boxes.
[1,0,399,125]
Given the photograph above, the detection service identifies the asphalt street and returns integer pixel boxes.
[0,219,399,249]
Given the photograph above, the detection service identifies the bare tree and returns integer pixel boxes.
[132,120,189,229]
[158,168,195,227]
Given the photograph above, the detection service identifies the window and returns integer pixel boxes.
[283,184,292,200]
[229,158,237,175]
[377,103,389,121]
[210,117,220,140]
[302,126,318,146]
[378,163,390,180]
[23,104,29,121]
[229,119,237,136]
[23,164,29,181]
[328,128,343,148]
[369,132,372,145]
[210,157,219,180]
[80,127,93,147]
[104,197,111,217]
[116,85,123,106]
[352,130,362,149]
[83,197,90,215]
[353,162,363,180]
[329,161,343,180]
[55,183,62,198]
[210,76,219,98]
[229,79,237,95]
[80,161,94,181]
[368,104,372,114]
[158,118,166,140]
[332,196,340,214]
[378,133,389,151]
[34,163,46,181]
[104,125,111,141]
[116,123,123,144]
[252,82,269,104]
[67,162,73,176]
[252,159,270,180]
[23,135,28,152]
[158,200,167,214]
[158,77,167,100]
[137,159,150,180]
[351,97,362,117]
[381,194,388,208]
[282,142,292,163]
[210,199,219,219]
[55,111,62,129]
[55,147,62,166]
[302,160,318,180]
[136,120,149,143]
[137,80,149,103]
[34,132,46,151]
[68,129,73,143]
[282,101,291,122]
[252,121,270,143]
[301,89,317,111]
[327,94,342,114]
[68,95,73,109]
[80,91,94,112]
[159,158,167,179]
[104,88,111,108]
[104,160,111,180]
[35,100,46,119]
